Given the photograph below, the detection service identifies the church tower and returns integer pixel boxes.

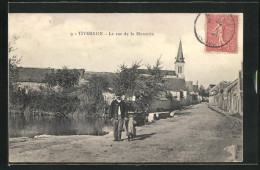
[175,40,185,79]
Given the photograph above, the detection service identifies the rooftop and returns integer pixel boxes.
[138,69,176,76]
[164,78,187,91]
[17,67,85,83]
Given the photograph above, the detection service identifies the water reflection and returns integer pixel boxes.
[9,113,113,138]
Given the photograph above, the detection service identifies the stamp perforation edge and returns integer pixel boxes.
[203,13,241,55]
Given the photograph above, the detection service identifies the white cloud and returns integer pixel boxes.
[8,13,243,87]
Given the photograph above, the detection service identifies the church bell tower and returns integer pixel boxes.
[175,40,185,79]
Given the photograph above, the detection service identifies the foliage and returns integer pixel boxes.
[198,85,209,97]
[8,35,23,106]
[28,87,80,115]
[44,66,81,89]
[113,58,165,114]
[87,74,110,92]
[8,35,22,90]
[166,91,174,101]
[135,59,165,113]
[23,87,80,115]
[112,61,142,96]
[10,85,80,115]
[44,70,57,87]
[78,74,110,116]
[9,56,21,86]
[9,87,27,107]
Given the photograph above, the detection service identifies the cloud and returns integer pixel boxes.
[8,13,243,87]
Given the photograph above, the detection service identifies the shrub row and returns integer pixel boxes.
[10,87,80,115]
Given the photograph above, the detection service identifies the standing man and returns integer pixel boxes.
[110,94,127,141]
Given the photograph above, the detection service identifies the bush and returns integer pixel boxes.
[44,66,81,89]
[78,75,109,117]
[113,58,165,115]
[9,86,27,108]
[9,86,80,115]
[26,88,80,115]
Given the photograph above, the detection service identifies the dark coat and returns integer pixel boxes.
[110,100,127,119]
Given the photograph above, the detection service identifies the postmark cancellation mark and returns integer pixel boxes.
[205,14,238,53]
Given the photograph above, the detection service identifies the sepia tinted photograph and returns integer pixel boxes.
[8,13,243,163]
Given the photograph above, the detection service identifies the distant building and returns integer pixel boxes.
[16,67,85,90]
[144,40,201,112]
[192,85,199,94]
[137,40,187,101]
[208,84,216,90]
[175,40,185,79]
[209,81,229,97]
[138,41,184,80]
[164,78,187,100]
[223,79,239,114]
[209,63,243,116]
[18,67,54,83]
[17,67,85,83]
[138,69,177,78]
[186,81,193,92]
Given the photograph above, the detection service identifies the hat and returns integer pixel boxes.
[115,92,124,97]
[128,112,135,117]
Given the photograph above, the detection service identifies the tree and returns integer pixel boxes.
[199,85,209,102]
[9,35,22,89]
[44,66,81,90]
[56,67,81,89]
[135,58,165,113]
[113,58,165,117]
[199,85,209,97]
[8,35,25,106]
[79,74,110,116]
[87,74,110,92]
[44,70,57,87]
[112,61,142,97]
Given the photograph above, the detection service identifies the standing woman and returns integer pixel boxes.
[127,113,137,141]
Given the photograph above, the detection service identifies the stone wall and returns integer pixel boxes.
[147,99,181,113]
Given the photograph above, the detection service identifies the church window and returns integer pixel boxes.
[178,66,182,73]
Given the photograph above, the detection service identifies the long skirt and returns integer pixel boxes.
[128,119,136,136]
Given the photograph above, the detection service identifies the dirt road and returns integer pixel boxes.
[9,102,242,163]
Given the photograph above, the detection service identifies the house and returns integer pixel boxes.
[16,67,54,90]
[208,84,216,90]
[209,81,229,96]
[208,62,243,116]
[192,85,199,94]
[16,67,85,90]
[18,67,85,82]
[222,63,243,115]
[223,79,239,113]
[18,67,54,83]
[210,78,242,116]
[136,40,188,102]
[186,81,193,92]
[146,40,192,112]
[138,69,177,78]
[164,78,187,100]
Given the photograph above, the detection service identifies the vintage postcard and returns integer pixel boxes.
[8,13,243,163]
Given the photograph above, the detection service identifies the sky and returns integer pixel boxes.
[8,13,243,87]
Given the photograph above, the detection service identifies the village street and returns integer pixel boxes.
[9,102,242,163]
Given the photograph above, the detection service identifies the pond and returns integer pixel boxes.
[9,114,113,138]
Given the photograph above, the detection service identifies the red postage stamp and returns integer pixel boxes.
[205,14,238,53]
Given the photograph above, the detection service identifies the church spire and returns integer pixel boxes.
[175,40,185,63]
